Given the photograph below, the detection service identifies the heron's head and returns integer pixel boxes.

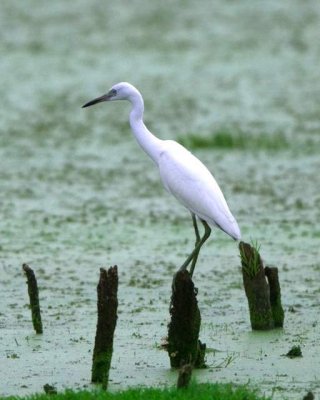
[82,82,138,108]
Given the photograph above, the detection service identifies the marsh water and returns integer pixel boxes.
[0,1,319,398]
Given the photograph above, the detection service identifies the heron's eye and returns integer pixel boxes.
[110,89,117,96]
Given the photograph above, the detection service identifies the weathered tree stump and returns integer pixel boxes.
[167,269,206,368]
[239,242,274,330]
[43,384,57,395]
[195,339,206,368]
[177,363,193,389]
[22,263,43,334]
[91,266,118,389]
[265,266,284,327]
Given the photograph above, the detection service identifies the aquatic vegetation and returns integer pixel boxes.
[2,383,269,400]
[240,240,261,279]
[178,131,290,151]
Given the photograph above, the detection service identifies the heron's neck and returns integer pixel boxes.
[129,92,162,165]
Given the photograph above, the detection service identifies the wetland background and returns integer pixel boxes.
[0,1,319,398]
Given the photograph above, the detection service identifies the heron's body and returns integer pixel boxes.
[83,82,241,276]
[157,140,240,240]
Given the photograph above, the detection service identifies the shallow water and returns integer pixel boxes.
[0,1,319,398]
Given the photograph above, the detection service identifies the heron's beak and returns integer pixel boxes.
[82,93,111,108]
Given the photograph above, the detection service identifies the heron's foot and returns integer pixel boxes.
[180,257,194,277]
[178,263,188,272]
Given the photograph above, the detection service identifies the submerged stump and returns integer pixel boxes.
[177,363,193,389]
[22,263,43,334]
[167,269,206,368]
[265,266,284,327]
[91,266,118,389]
[239,242,274,330]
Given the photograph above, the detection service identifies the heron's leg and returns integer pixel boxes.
[189,214,201,276]
[192,213,201,245]
[189,220,211,277]
[179,219,211,274]
[179,215,201,271]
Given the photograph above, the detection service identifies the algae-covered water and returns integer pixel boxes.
[1,1,319,398]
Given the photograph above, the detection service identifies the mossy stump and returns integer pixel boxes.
[91,266,118,389]
[239,242,274,330]
[265,266,284,327]
[167,269,206,368]
[22,263,43,334]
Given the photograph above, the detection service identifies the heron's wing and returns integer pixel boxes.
[158,140,240,239]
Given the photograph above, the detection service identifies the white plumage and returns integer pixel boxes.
[158,140,240,240]
[83,82,241,276]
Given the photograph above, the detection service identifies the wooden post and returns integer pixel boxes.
[239,242,274,330]
[167,269,205,368]
[22,264,43,334]
[265,266,284,327]
[91,266,118,389]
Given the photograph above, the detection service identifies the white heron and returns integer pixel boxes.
[82,82,241,276]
